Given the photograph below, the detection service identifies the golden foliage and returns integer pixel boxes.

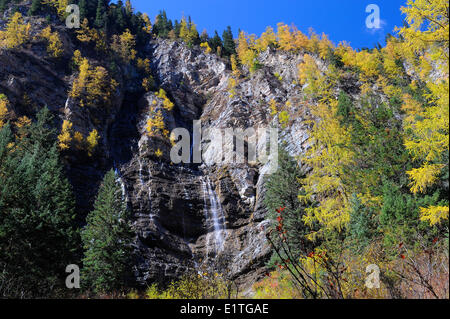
[0,94,10,128]
[155,88,174,111]
[86,129,99,157]
[112,29,137,62]
[146,108,165,137]
[398,0,449,218]
[42,0,69,18]
[58,120,73,150]
[40,26,63,58]
[76,19,108,53]
[255,26,277,52]
[0,12,31,49]
[70,56,118,108]
[200,42,212,54]
[420,206,449,226]
[142,13,152,34]
[407,163,445,194]
[277,23,295,51]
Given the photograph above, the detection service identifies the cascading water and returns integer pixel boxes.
[114,163,127,201]
[201,176,226,255]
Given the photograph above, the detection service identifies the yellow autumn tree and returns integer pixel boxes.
[297,52,354,239]
[318,33,333,60]
[58,120,73,150]
[277,23,295,51]
[292,26,309,51]
[0,94,9,128]
[200,42,212,54]
[179,18,189,42]
[76,18,107,53]
[40,26,63,58]
[255,26,277,52]
[42,0,69,19]
[146,108,166,137]
[70,56,118,108]
[0,12,31,49]
[237,31,259,72]
[155,89,174,111]
[86,129,100,157]
[398,0,449,225]
[142,13,152,34]
[112,29,137,62]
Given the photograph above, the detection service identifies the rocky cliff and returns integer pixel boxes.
[0,11,313,291]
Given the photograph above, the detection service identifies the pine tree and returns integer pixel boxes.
[78,0,87,21]
[114,0,126,32]
[0,108,78,298]
[28,0,42,16]
[222,26,236,56]
[209,31,223,53]
[0,0,7,13]
[173,19,181,38]
[154,10,170,38]
[94,0,106,29]
[81,169,134,295]
[264,145,313,263]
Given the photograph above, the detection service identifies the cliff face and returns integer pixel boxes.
[109,39,313,289]
[1,13,313,290]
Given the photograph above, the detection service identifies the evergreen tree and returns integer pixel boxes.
[264,145,314,264]
[209,31,223,53]
[28,0,42,16]
[78,0,87,21]
[0,108,78,298]
[81,169,134,295]
[154,10,171,38]
[0,0,7,13]
[94,0,106,29]
[114,0,126,32]
[173,19,181,38]
[222,26,236,56]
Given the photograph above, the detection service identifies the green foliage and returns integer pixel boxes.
[153,10,172,38]
[379,181,444,253]
[0,108,79,298]
[264,145,314,264]
[346,195,379,252]
[222,26,236,57]
[94,0,106,29]
[209,31,223,53]
[81,169,134,295]
[28,0,42,16]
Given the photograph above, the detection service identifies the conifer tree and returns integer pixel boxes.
[94,0,106,29]
[222,26,236,56]
[81,169,134,295]
[78,0,87,21]
[264,145,313,263]
[28,0,42,15]
[209,31,223,53]
[0,108,78,298]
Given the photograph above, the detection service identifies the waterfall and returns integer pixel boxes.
[202,176,226,255]
[147,165,154,222]
[113,163,127,201]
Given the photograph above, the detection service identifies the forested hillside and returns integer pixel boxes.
[0,0,448,299]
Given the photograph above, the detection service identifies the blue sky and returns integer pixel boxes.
[128,0,408,49]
